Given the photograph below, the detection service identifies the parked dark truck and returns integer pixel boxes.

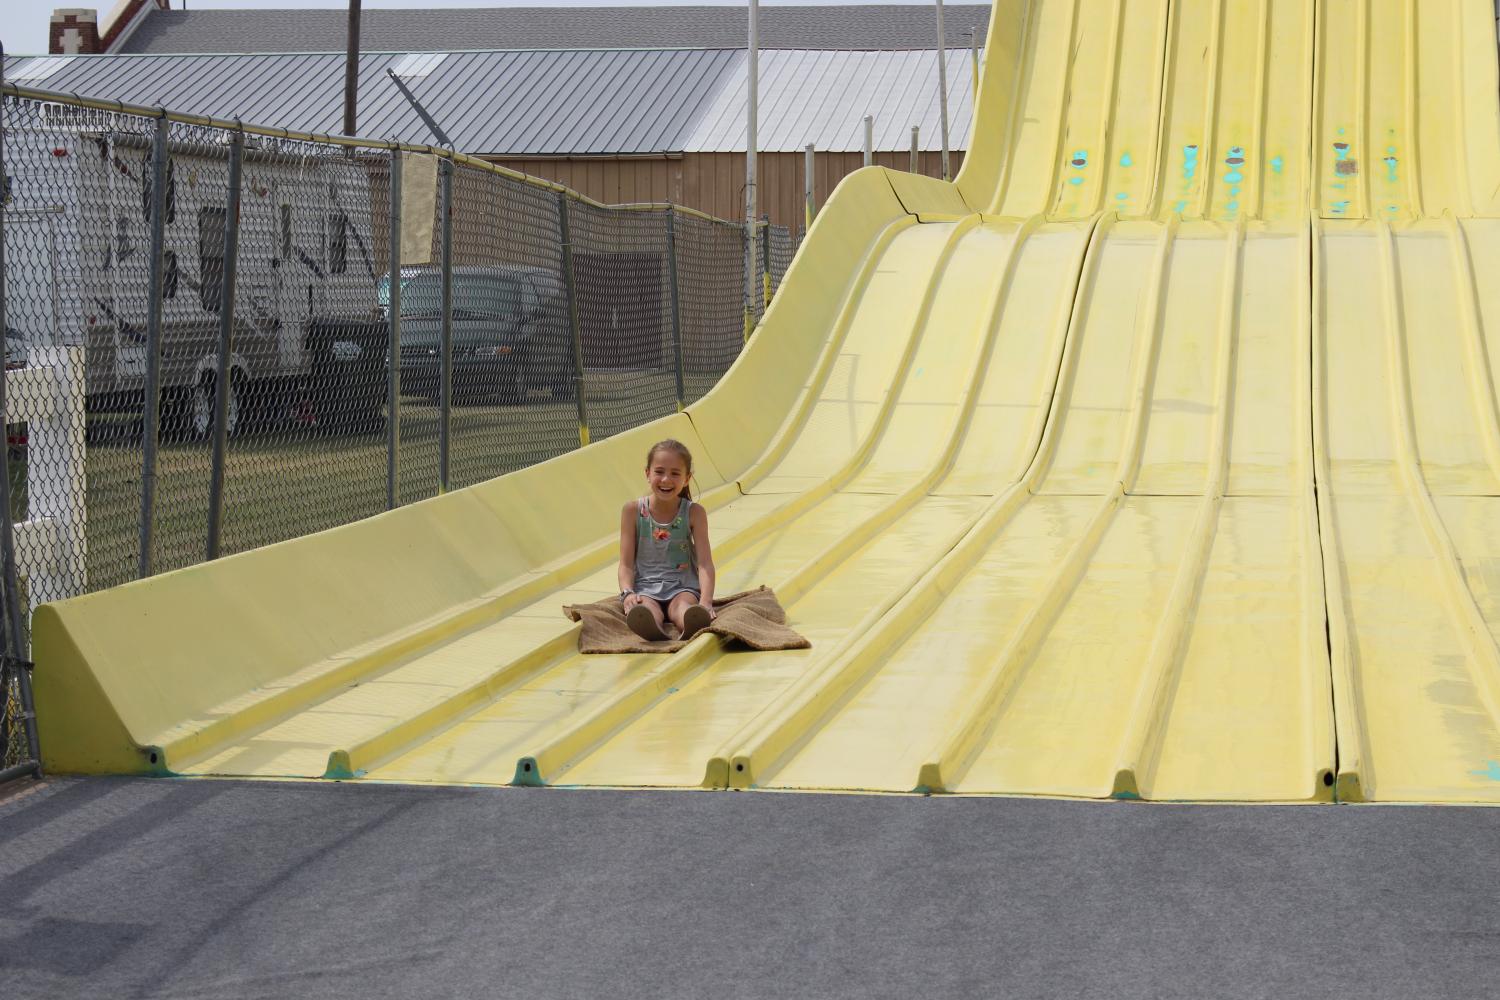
[378,265,571,405]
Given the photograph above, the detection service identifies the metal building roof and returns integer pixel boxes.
[686,48,972,152]
[2,47,973,156]
[111,5,994,54]
[3,49,738,155]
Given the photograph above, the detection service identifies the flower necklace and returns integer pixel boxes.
[645,497,682,542]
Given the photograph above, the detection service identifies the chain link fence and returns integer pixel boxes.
[0,85,801,777]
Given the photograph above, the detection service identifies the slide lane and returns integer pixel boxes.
[179,216,1095,786]
[370,217,1095,788]
[1149,0,1313,221]
[1318,216,1500,802]
[984,0,1167,220]
[744,221,1332,801]
[978,0,1311,224]
[1313,0,1500,221]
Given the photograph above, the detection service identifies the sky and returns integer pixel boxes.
[4,0,945,57]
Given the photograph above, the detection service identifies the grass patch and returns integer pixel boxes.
[74,370,713,592]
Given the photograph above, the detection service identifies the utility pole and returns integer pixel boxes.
[744,0,759,340]
[343,0,361,136]
[934,0,951,180]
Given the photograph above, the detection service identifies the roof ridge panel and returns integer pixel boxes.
[266,55,343,136]
[424,50,499,149]
[637,49,716,153]
[863,50,914,152]
[812,50,863,152]
[685,48,745,152]
[114,5,992,54]
[478,50,557,153]
[607,48,676,153]
[677,48,745,153]
[860,51,911,151]
[596,47,673,154]
[787,49,844,151]
[759,50,810,150]
[9,45,973,156]
[540,49,624,155]
[641,48,733,153]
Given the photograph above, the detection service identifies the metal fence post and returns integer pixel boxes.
[557,193,590,447]
[761,213,772,311]
[910,125,920,174]
[741,220,753,343]
[804,144,815,230]
[206,129,243,561]
[0,48,44,779]
[664,207,685,413]
[863,115,874,167]
[139,113,170,579]
[438,156,453,494]
[386,148,402,509]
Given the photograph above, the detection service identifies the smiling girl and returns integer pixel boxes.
[618,439,717,641]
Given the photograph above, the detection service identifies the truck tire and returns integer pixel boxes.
[307,317,387,434]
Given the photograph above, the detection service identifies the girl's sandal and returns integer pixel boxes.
[627,604,668,641]
[680,604,712,641]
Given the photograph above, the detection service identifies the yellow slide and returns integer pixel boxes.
[34,0,1500,803]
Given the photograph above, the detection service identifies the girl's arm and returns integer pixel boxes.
[618,501,640,608]
[690,504,716,615]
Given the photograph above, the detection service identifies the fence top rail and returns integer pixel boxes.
[1,82,739,228]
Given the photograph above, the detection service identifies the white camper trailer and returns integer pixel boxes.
[4,118,385,436]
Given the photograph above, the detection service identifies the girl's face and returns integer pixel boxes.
[646,450,689,501]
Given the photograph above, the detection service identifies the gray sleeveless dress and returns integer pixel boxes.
[632,496,699,602]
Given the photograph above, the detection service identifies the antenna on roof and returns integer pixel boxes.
[386,68,453,147]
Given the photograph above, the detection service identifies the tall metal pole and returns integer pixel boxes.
[206,130,243,561]
[386,149,402,509]
[343,0,361,136]
[804,143,815,230]
[863,115,873,167]
[438,158,453,494]
[557,193,590,446]
[744,0,758,342]
[935,0,952,181]
[0,44,9,764]
[139,114,170,580]
[910,125,920,173]
[969,26,981,101]
[0,47,43,778]
[664,208,685,413]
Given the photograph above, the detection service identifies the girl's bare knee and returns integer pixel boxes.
[666,593,695,625]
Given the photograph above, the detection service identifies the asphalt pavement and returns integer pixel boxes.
[1,777,1497,999]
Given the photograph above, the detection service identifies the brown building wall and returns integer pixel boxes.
[489,157,687,210]
[485,150,966,232]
